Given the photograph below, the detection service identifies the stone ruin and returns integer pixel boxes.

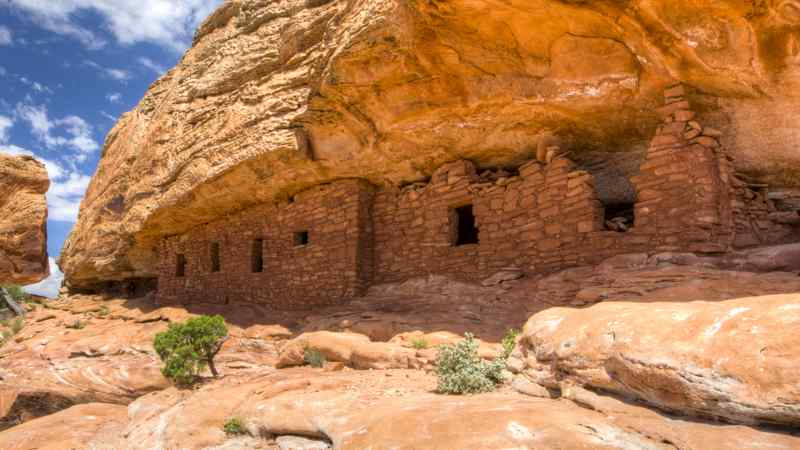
[156,86,798,308]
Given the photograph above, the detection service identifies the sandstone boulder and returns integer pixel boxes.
[0,154,49,285]
[278,330,502,370]
[60,0,800,290]
[0,403,127,450]
[514,294,800,427]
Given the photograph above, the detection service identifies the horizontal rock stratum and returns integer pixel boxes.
[0,153,49,285]
[513,294,800,427]
[60,0,800,289]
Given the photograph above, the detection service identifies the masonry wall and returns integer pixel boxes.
[157,179,374,308]
[156,85,796,307]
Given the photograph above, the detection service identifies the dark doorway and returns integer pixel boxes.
[211,242,221,272]
[452,204,479,246]
[294,231,309,247]
[175,254,186,278]
[604,203,635,232]
[252,239,264,273]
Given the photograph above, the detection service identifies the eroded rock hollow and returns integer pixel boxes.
[61,0,800,291]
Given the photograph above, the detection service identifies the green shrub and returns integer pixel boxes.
[98,305,110,316]
[411,337,429,350]
[502,328,520,358]
[154,315,228,386]
[303,347,325,368]
[223,417,247,435]
[434,333,505,395]
[2,285,28,302]
[10,318,24,334]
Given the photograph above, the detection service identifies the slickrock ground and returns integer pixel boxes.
[60,0,800,289]
[513,294,800,426]
[0,153,49,285]
[2,253,800,448]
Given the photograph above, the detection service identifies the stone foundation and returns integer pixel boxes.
[156,86,797,307]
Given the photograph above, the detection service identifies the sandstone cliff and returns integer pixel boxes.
[0,154,49,285]
[60,0,800,289]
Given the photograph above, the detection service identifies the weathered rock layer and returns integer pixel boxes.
[61,0,800,289]
[513,294,800,427]
[0,153,49,285]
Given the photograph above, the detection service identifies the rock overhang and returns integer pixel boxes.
[59,0,800,289]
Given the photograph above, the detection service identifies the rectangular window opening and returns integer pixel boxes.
[452,204,479,246]
[211,242,221,272]
[604,203,636,233]
[251,239,264,273]
[294,230,309,247]
[175,254,186,278]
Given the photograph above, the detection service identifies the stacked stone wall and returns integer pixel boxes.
[157,180,373,308]
[156,85,797,307]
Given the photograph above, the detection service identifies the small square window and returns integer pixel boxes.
[252,239,264,273]
[452,204,479,246]
[603,203,635,233]
[294,231,309,247]
[175,254,186,278]
[210,242,221,272]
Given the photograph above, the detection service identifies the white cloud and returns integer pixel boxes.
[0,26,12,46]
[24,258,63,298]
[106,68,131,81]
[17,76,54,94]
[100,111,117,122]
[48,171,91,222]
[0,115,13,143]
[84,60,131,82]
[139,57,166,75]
[0,66,6,76]
[7,0,223,52]
[16,103,99,161]
[106,92,122,103]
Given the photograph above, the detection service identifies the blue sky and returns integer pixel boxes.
[0,0,223,296]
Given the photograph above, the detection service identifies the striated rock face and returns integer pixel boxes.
[0,154,49,285]
[61,0,800,289]
[513,294,800,427]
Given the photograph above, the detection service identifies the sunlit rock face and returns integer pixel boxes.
[0,153,49,285]
[61,0,800,289]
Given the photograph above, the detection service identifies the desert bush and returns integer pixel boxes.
[223,417,247,435]
[2,285,28,303]
[502,328,520,358]
[154,315,228,386]
[10,317,24,334]
[303,347,325,368]
[98,305,110,316]
[411,337,429,350]
[435,333,505,395]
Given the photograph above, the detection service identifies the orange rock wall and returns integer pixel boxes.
[156,88,795,306]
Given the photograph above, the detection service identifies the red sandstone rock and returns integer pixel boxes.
[514,294,800,426]
[0,154,49,285]
[66,369,800,450]
[60,0,800,291]
[0,403,127,450]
